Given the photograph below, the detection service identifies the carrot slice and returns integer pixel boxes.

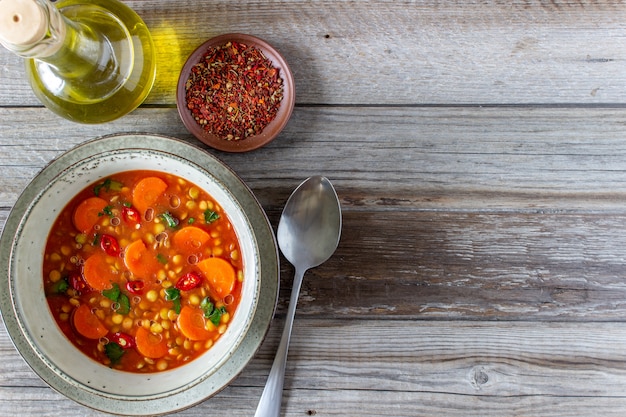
[132,176,168,215]
[82,252,118,291]
[177,305,211,341]
[123,239,160,280]
[135,326,168,358]
[172,226,211,254]
[197,257,236,298]
[72,197,108,233]
[72,303,108,339]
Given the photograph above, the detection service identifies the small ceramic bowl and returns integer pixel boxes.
[176,33,295,152]
[0,133,280,415]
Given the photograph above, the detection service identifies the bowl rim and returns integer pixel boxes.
[0,133,280,415]
[176,33,295,153]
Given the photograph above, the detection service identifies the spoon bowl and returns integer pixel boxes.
[277,176,342,269]
[254,176,342,417]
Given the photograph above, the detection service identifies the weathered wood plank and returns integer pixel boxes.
[4,319,626,416]
[1,0,626,105]
[3,106,626,212]
[294,210,626,320]
[4,386,626,417]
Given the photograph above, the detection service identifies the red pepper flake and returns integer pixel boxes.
[185,41,284,141]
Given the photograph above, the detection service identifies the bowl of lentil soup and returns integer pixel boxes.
[176,33,295,152]
[0,133,279,415]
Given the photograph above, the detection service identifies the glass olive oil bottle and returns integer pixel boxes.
[0,0,156,123]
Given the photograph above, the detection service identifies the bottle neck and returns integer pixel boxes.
[1,0,114,81]
[0,0,66,58]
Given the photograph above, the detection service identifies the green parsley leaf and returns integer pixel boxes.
[117,293,130,315]
[165,288,181,314]
[96,205,113,217]
[102,284,130,315]
[105,342,125,365]
[200,296,226,326]
[200,296,213,316]
[102,283,120,302]
[209,306,227,326]
[164,287,180,300]
[93,179,109,196]
[172,298,181,314]
[50,278,69,294]
[94,178,124,196]
[156,253,168,265]
[204,210,219,224]
[159,211,179,228]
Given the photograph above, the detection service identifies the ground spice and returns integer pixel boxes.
[185,41,284,141]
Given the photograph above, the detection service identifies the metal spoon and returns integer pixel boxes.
[254,176,342,417]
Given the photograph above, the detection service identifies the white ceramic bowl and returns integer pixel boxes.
[0,133,279,415]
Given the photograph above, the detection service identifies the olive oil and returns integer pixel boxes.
[0,0,156,123]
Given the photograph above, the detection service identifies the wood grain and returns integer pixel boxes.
[2,1,626,105]
[2,0,626,415]
[3,106,626,324]
[4,319,626,416]
[3,106,626,210]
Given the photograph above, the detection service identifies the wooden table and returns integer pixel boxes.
[3,0,626,415]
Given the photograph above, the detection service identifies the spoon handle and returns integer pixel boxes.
[254,267,306,417]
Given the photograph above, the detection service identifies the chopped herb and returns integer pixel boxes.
[188,217,195,224]
[92,233,101,246]
[103,283,130,314]
[200,296,226,325]
[200,296,213,314]
[93,180,107,196]
[204,210,219,224]
[99,205,114,217]
[164,287,181,314]
[105,342,125,365]
[103,283,121,302]
[156,253,168,265]
[50,278,69,294]
[94,178,124,196]
[117,293,130,315]
[159,211,180,228]
[210,306,227,326]
[123,201,132,207]
[164,287,180,300]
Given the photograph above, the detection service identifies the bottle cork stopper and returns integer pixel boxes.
[0,0,47,46]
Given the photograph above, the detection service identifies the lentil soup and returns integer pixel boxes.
[43,170,243,373]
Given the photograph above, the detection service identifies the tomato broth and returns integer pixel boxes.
[43,170,243,373]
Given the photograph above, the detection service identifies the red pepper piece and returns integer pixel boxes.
[109,332,135,349]
[122,206,141,224]
[125,280,144,295]
[175,271,202,291]
[100,234,120,257]
[68,271,91,292]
